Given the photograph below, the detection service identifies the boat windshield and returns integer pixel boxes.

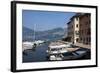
[51,48,63,51]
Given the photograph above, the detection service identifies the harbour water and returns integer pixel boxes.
[23,42,49,62]
[22,39,91,63]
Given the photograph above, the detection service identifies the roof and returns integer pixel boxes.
[67,21,71,25]
[79,13,90,18]
[70,13,83,20]
[49,41,67,49]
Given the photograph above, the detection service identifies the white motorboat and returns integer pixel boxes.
[22,41,34,52]
[46,44,68,61]
[46,42,71,55]
[46,41,79,61]
[49,54,63,61]
[22,40,45,52]
[34,40,45,45]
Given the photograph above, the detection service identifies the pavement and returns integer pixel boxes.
[74,43,91,49]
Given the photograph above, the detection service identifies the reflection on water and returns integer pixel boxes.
[23,43,49,62]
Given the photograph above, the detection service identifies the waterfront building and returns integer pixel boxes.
[67,13,80,44]
[79,13,91,45]
[66,13,91,45]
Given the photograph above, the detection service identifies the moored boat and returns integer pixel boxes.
[22,40,45,52]
[46,41,71,61]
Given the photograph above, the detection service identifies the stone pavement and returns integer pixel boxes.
[74,43,91,49]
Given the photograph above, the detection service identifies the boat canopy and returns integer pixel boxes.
[34,40,44,44]
[49,44,67,49]
[23,42,33,45]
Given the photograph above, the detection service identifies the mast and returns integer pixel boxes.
[33,24,35,41]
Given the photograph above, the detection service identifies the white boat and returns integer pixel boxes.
[22,40,45,52]
[22,41,34,52]
[47,42,71,55]
[49,54,63,60]
[34,40,45,45]
[46,41,74,61]
[22,24,45,52]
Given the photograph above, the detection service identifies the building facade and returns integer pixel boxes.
[67,21,73,42]
[79,13,91,45]
[67,14,80,44]
[66,13,91,45]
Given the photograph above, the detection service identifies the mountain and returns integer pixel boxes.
[47,28,65,35]
[23,26,66,41]
[23,26,34,36]
[22,27,34,41]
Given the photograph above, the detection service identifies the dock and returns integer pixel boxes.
[74,43,91,49]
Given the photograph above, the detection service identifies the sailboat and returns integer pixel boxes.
[22,24,35,52]
[22,24,45,52]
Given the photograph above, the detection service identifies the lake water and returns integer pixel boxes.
[23,42,49,63]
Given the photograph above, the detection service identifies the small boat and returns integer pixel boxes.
[47,44,68,55]
[46,41,90,61]
[34,40,45,45]
[49,54,63,61]
[22,41,34,52]
[22,40,45,52]
[46,41,71,61]
[46,42,71,55]
[62,48,90,60]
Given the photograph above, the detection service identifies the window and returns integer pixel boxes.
[76,24,78,28]
[83,38,85,44]
[76,38,79,42]
[75,31,79,35]
[85,21,88,25]
[89,37,91,42]
[76,17,78,21]
[87,28,91,35]
[72,26,73,28]
[89,19,91,24]
[86,14,90,18]
[87,37,88,44]
[81,30,83,34]
[80,38,82,41]
[80,24,82,27]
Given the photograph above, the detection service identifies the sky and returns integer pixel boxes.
[22,10,76,31]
